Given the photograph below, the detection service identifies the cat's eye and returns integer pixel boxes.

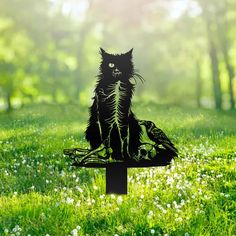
[108,63,115,68]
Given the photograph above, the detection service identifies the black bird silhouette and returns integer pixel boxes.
[139,120,178,156]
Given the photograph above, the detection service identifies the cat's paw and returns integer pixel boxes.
[106,147,113,156]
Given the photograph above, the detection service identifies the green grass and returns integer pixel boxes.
[0,103,235,236]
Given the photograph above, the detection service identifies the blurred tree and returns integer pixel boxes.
[215,0,235,109]
[195,58,202,108]
[197,0,236,109]
[74,0,95,101]
[0,17,34,110]
[0,0,82,106]
[198,0,222,109]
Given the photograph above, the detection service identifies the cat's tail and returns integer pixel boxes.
[128,111,142,156]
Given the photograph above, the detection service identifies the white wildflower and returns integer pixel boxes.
[150,229,155,234]
[117,196,123,205]
[71,229,78,236]
[76,186,83,193]
[66,197,74,204]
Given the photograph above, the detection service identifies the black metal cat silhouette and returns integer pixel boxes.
[86,48,142,160]
[64,48,178,194]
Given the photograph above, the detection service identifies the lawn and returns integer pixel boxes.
[0,103,235,236]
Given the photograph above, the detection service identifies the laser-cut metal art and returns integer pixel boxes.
[64,48,178,194]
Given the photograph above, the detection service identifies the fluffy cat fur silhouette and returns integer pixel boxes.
[85,48,143,159]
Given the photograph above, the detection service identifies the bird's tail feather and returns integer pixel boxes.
[162,142,178,156]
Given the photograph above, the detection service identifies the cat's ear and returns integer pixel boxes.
[100,48,106,57]
[125,48,133,58]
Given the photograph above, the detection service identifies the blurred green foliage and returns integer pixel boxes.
[0,0,235,110]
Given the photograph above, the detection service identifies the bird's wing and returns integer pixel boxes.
[153,128,169,141]
[162,142,178,154]
[153,128,178,153]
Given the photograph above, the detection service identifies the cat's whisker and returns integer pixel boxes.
[132,72,145,84]
[131,76,138,85]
